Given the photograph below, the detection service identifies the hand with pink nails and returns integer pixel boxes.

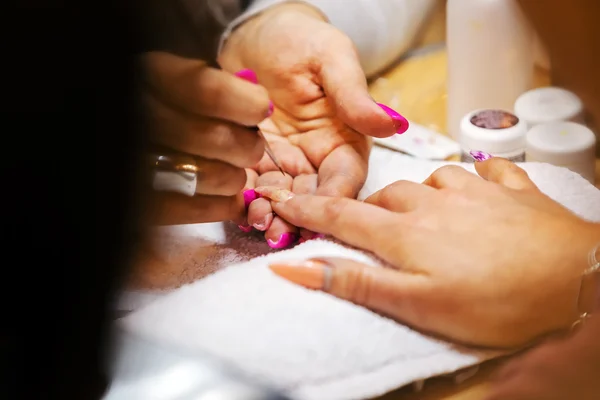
[218,3,408,248]
[256,157,600,348]
[139,51,273,225]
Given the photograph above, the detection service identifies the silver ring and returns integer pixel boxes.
[149,153,199,197]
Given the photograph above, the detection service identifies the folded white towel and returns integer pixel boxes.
[120,146,600,400]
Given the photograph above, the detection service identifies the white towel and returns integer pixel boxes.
[119,146,600,400]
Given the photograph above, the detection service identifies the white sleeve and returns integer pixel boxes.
[219,0,438,77]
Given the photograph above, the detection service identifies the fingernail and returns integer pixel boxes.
[243,189,259,209]
[469,150,493,162]
[269,260,330,290]
[377,103,409,134]
[252,213,273,231]
[267,232,297,249]
[238,224,253,233]
[254,187,295,202]
[234,68,258,84]
[266,101,274,118]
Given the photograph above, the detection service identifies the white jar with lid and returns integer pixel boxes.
[459,109,528,162]
[447,0,534,140]
[526,122,596,184]
[514,87,585,128]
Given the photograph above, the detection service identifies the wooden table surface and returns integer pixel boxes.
[365,10,599,399]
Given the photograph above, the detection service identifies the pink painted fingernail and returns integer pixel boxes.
[243,189,259,209]
[252,213,273,231]
[469,150,493,162]
[238,224,253,233]
[267,233,297,249]
[266,101,274,118]
[234,68,258,84]
[377,103,409,134]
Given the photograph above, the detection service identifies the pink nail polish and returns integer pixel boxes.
[469,150,493,162]
[266,101,274,118]
[377,103,409,134]
[267,233,297,249]
[234,68,258,84]
[238,224,253,233]
[243,189,259,209]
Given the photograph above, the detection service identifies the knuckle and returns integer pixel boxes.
[322,197,348,225]
[245,132,266,165]
[376,184,398,208]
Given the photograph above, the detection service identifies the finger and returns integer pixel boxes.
[247,198,274,231]
[422,165,480,190]
[247,172,288,233]
[315,143,368,198]
[236,169,259,230]
[148,193,243,225]
[474,157,539,191]
[268,257,431,330]
[141,51,272,126]
[291,175,323,242]
[145,91,264,168]
[192,158,246,196]
[255,136,316,176]
[256,188,403,264]
[255,172,299,248]
[364,181,437,212]
[265,217,299,249]
[292,174,318,195]
[318,40,407,137]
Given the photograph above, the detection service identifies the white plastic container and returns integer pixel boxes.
[447,0,535,140]
[459,109,528,162]
[514,87,585,128]
[526,122,596,184]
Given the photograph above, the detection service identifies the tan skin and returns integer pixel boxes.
[257,158,600,349]
[249,2,600,395]
[141,3,400,232]
[140,1,600,397]
[218,3,400,243]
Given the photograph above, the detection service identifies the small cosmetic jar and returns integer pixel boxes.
[526,121,597,184]
[514,87,584,128]
[459,109,528,162]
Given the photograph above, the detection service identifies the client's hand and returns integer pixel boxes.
[255,157,600,348]
[140,51,271,225]
[486,315,600,400]
[219,3,408,247]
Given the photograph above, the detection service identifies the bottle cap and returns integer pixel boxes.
[514,87,584,128]
[526,121,596,183]
[459,109,527,155]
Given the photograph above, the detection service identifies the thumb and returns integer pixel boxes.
[319,43,408,138]
[473,154,539,191]
[268,257,430,327]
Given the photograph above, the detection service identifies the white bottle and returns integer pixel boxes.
[446,0,535,140]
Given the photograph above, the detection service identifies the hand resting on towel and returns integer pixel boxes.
[255,156,600,348]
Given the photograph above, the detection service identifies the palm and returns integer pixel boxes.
[256,73,370,198]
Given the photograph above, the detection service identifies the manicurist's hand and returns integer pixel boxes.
[219,3,408,248]
[139,51,272,225]
[255,156,600,348]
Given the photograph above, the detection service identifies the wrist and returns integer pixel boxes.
[223,2,327,57]
[258,2,328,22]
